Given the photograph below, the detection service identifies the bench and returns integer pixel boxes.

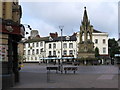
[64,67,78,74]
[74,62,80,66]
[46,66,59,73]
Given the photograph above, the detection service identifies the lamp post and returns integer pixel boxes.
[59,26,64,73]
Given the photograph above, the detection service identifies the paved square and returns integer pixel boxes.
[12,63,119,88]
[97,75,115,80]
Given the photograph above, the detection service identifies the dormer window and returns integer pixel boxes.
[49,37,53,41]
[66,36,70,40]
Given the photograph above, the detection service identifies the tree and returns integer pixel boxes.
[95,47,99,57]
[108,38,119,58]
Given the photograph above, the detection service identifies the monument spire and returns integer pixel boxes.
[78,6,95,58]
[82,7,89,25]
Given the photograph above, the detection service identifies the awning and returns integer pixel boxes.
[39,57,75,60]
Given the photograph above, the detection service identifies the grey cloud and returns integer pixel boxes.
[20,2,118,39]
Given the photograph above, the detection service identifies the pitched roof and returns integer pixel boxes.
[93,29,103,33]
[46,35,77,42]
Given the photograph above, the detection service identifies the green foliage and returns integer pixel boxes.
[108,38,119,58]
[95,47,99,57]
[18,54,25,63]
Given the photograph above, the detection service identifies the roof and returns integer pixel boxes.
[24,37,49,43]
[118,38,120,41]
[93,29,103,33]
[45,35,77,42]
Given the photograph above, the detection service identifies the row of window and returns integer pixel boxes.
[26,48,43,55]
[27,57,38,60]
[25,47,106,56]
[25,39,106,48]
[49,43,73,49]
[49,50,74,56]
[24,47,106,56]
[25,42,43,48]
[48,48,106,56]
[95,39,106,44]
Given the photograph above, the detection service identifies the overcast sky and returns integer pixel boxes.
[19,0,119,39]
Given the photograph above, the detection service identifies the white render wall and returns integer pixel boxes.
[76,32,108,55]
[93,33,108,55]
[24,41,45,62]
[118,40,120,46]
[46,41,77,58]
[24,32,108,62]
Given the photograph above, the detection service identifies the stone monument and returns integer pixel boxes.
[78,7,95,58]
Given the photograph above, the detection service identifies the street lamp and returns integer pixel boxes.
[59,26,64,73]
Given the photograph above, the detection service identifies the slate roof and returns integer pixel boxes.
[45,35,77,42]
[93,29,102,33]
[24,29,104,43]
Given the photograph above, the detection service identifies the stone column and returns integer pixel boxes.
[0,1,2,18]
[80,26,83,43]
[84,30,87,42]
[5,2,12,20]
[90,26,93,42]
[90,32,92,42]
[80,32,82,43]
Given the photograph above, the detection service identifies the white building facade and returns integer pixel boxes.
[24,37,48,62]
[45,36,77,58]
[23,30,108,62]
[92,32,108,56]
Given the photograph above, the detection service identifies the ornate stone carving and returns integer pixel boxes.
[78,7,95,58]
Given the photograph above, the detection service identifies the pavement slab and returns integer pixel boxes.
[12,63,119,88]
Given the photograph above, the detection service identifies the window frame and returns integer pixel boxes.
[63,43,67,48]
[49,51,52,56]
[40,42,43,47]
[103,39,106,44]
[36,49,39,54]
[69,50,73,55]
[53,50,56,56]
[28,50,30,55]
[95,39,98,44]
[32,49,34,55]
[49,44,52,49]
[63,50,67,55]
[36,42,39,47]
[69,43,73,48]
[103,47,106,53]
[53,43,56,49]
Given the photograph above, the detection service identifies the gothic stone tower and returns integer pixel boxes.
[78,7,95,58]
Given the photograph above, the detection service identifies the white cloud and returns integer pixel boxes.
[19,0,119,2]
[20,2,118,39]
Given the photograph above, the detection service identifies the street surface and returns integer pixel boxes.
[12,63,119,88]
